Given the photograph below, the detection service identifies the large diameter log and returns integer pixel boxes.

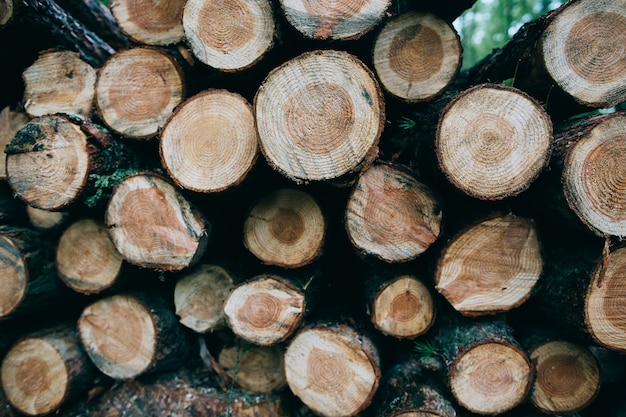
[223,274,307,346]
[78,292,190,380]
[174,263,235,333]
[434,214,543,316]
[279,0,389,40]
[95,47,184,139]
[182,0,275,71]
[243,188,325,268]
[22,50,96,119]
[0,107,29,180]
[105,172,209,271]
[559,112,626,237]
[436,83,552,200]
[160,90,259,193]
[284,322,380,417]
[255,50,384,183]
[56,218,124,294]
[0,326,97,416]
[373,11,462,103]
[345,162,442,263]
[109,0,186,46]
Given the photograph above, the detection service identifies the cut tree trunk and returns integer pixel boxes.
[0,106,29,180]
[435,83,552,200]
[55,217,124,294]
[434,213,543,317]
[22,49,96,118]
[26,205,69,231]
[95,46,185,139]
[0,325,97,416]
[345,162,442,263]
[104,172,209,271]
[243,188,325,268]
[174,263,236,333]
[159,89,259,193]
[182,0,275,71]
[365,268,436,339]
[109,0,186,46]
[254,49,384,183]
[372,11,462,103]
[432,313,534,415]
[284,322,380,417]
[78,291,190,380]
[278,0,389,40]
[223,273,308,346]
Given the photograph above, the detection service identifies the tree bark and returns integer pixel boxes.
[108,0,186,46]
[104,172,209,271]
[284,321,380,417]
[372,11,462,103]
[0,325,97,416]
[254,49,384,183]
[78,291,191,380]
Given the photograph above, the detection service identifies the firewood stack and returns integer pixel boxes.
[0,0,625,416]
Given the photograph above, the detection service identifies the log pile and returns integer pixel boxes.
[0,0,625,416]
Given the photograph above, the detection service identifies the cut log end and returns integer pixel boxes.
[346,163,442,262]
[6,115,89,211]
[78,294,156,380]
[244,188,325,268]
[436,84,552,200]
[371,275,435,339]
[0,234,27,319]
[182,0,275,71]
[563,112,626,237]
[435,214,543,316]
[174,264,234,333]
[530,340,600,414]
[26,205,68,230]
[56,218,123,294]
[450,341,533,415]
[22,50,96,119]
[0,107,30,180]
[223,275,306,345]
[0,0,14,27]
[110,0,186,46]
[542,0,626,108]
[160,90,258,193]
[255,50,384,182]
[105,173,209,271]
[218,342,287,394]
[373,12,462,102]
[95,47,184,139]
[285,325,380,417]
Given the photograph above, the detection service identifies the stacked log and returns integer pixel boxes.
[0,0,625,416]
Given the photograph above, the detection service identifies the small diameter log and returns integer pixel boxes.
[0,182,28,226]
[372,11,462,103]
[345,162,442,263]
[0,0,15,26]
[366,271,435,339]
[255,50,384,183]
[78,292,190,380]
[223,274,307,346]
[56,218,124,294]
[95,47,184,139]
[372,356,457,417]
[109,0,186,46]
[527,340,600,414]
[22,50,96,119]
[433,314,534,415]
[182,0,275,71]
[217,340,287,394]
[1,326,97,416]
[278,0,389,40]
[243,188,325,268]
[26,206,69,231]
[559,112,626,237]
[436,83,552,200]
[160,90,259,193]
[105,172,209,271]
[0,106,29,180]
[284,322,380,417]
[435,214,543,317]
[539,0,626,109]
[174,263,235,333]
